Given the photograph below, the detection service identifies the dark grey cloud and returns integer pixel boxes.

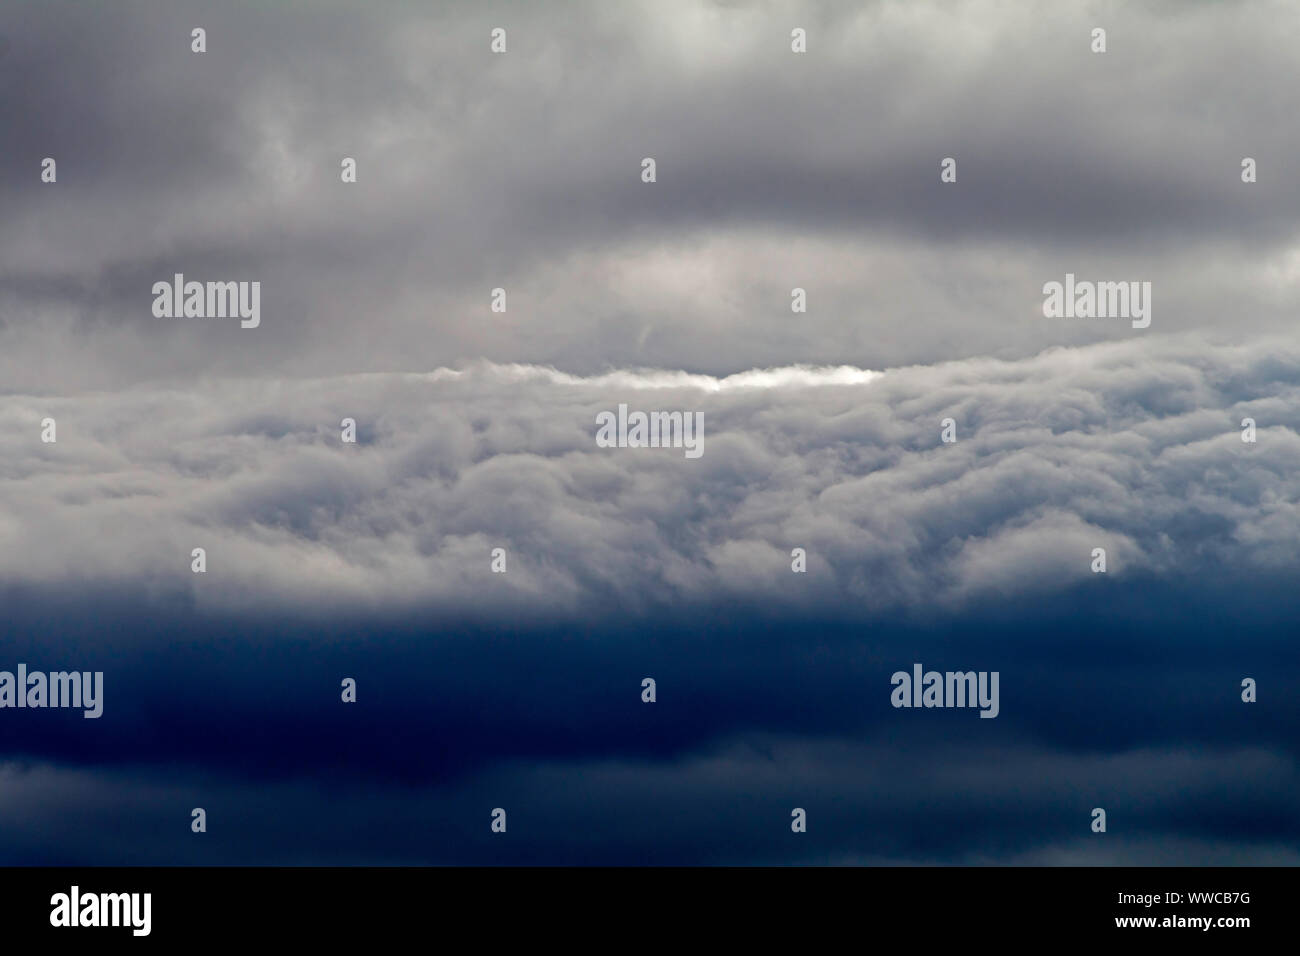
[3,726,1296,864]
[2,0,1299,389]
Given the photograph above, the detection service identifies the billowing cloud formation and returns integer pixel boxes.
[3,335,1299,617]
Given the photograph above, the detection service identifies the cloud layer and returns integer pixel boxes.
[2,0,1300,390]
[4,335,1300,617]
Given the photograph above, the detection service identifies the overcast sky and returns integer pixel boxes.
[3,0,1300,388]
[1,0,1297,864]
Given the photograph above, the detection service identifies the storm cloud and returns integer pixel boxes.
[2,0,1300,390]
[1,0,1298,864]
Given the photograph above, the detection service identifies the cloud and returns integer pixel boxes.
[3,736,1295,864]
[3,0,1297,867]
[3,334,1298,618]
[2,0,1300,389]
